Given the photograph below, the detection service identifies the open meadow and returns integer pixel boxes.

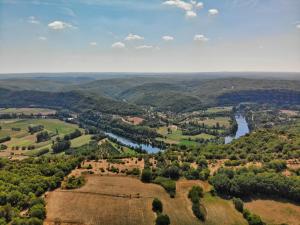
[0,117,86,158]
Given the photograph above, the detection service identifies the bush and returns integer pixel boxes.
[152,198,163,213]
[243,209,265,225]
[155,214,170,225]
[141,169,152,183]
[64,176,85,189]
[153,177,176,198]
[0,136,11,144]
[192,204,206,221]
[29,204,45,219]
[188,186,203,203]
[232,198,243,212]
[188,186,205,221]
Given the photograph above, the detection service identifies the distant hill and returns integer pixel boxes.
[0,88,142,116]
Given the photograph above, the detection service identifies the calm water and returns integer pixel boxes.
[225,114,250,144]
[105,132,161,153]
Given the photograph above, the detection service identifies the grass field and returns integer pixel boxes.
[205,107,233,113]
[203,194,247,225]
[157,126,215,146]
[0,107,56,115]
[45,175,246,225]
[197,117,231,128]
[71,135,92,148]
[245,198,300,225]
[0,118,83,158]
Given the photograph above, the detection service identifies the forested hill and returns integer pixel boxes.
[1,75,300,112]
[0,88,142,116]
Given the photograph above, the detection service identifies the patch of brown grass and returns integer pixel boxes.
[245,198,300,225]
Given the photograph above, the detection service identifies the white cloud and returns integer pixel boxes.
[38,36,47,41]
[296,24,300,29]
[136,45,154,49]
[162,35,174,41]
[208,9,219,16]
[28,16,40,24]
[194,34,209,42]
[190,0,196,5]
[163,0,193,11]
[112,42,125,49]
[186,10,197,18]
[196,2,203,9]
[89,42,97,46]
[125,33,144,41]
[48,21,77,30]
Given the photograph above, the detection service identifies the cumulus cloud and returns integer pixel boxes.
[125,33,144,41]
[163,0,193,11]
[48,21,77,30]
[196,2,203,9]
[38,36,47,41]
[208,9,219,16]
[112,42,125,49]
[89,42,97,46]
[162,35,174,41]
[186,10,197,18]
[28,16,40,24]
[163,0,203,18]
[194,34,209,42]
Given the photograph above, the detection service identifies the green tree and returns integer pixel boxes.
[152,198,163,213]
[141,169,152,183]
[155,214,170,225]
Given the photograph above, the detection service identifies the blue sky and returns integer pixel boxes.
[0,0,299,73]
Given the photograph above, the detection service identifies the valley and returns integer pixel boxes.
[0,73,299,225]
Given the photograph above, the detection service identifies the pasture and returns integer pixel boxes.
[157,126,215,146]
[0,118,83,158]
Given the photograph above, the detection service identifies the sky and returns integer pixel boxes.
[0,0,300,73]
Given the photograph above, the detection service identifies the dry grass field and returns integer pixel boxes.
[245,199,300,225]
[45,175,246,225]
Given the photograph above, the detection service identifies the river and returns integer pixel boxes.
[225,114,250,144]
[105,114,249,152]
[105,132,161,153]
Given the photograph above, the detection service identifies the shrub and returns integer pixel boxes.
[152,198,163,213]
[188,186,205,221]
[232,197,243,212]
[192,204,206,221]
[141,169,152,183]
[188,186,203,203]
[153,177,176,198]
[29,204,45,219]
[155,214,170,225]
[64,176,85,189]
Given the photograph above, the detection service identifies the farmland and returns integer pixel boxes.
[45,175,247,225]
[0,117,84,158]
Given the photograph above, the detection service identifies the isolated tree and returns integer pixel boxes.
[152,198,163,213]
[155,214,170,225]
